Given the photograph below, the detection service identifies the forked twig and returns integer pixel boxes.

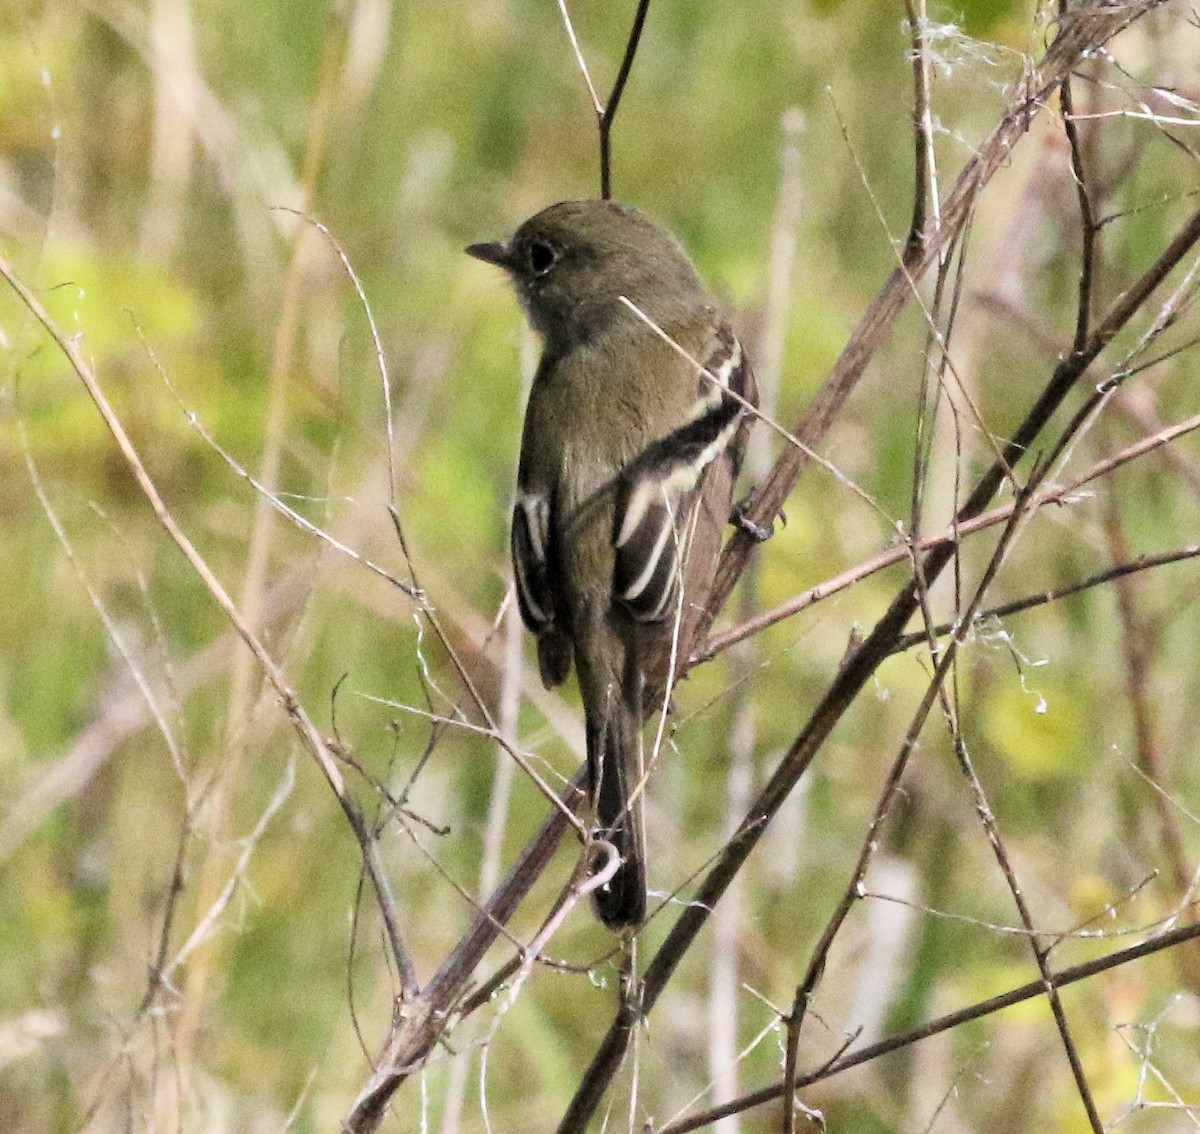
[345,770,588,1130]
[555,0,653,198]
[704,1,1171,639]
[560,110,1200,1134]
[780,471,1038,1123]
[656,921,1200,1134]
[0,255,421,997]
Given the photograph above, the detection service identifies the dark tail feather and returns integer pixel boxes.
[589,703,646,929]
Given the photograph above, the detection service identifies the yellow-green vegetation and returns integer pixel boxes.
[2,1,1199,1132]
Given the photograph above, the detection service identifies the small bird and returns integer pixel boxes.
[467,200,757,928]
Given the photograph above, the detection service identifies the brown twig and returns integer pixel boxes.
[699,2,1170,652]
[344,770,587,1130]
[907,59,1104,1111]
[559,171,1200,1134]
[783,186,1200,1131]
[888,543,1200,655]
[902,0,933,259]
[696,410,1200,663]
[1114,390,1200,500]
[713,107,807,1129]
[953,704,1104,1133]
[780,472,1038,1119]
[1059,21,1099,356]
[783,9,947,1127]
[655,921,1200,1134]
[0,257,425,994]
[599,0,652,199]
[555,0,653,200]
[1103,488,1191,893]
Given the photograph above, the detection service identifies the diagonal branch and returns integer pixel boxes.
[699,407,1200,661]
[657,920,1200,1134]
[560,158,1200,1134]
[698,0,1171,650]
[889,543,1200,655]
[344,771,588,1131]
[779,470,1038,1128]
[0,257,427,1002]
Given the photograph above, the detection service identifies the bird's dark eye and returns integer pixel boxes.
[528,241,558,277]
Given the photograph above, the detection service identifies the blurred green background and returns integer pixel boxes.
[2,0,1199,1131]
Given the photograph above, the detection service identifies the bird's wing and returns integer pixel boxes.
[511,489,554,632]
[511,488,573,687]
[612,326,753,624]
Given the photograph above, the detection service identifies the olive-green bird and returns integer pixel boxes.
[468,199,757,928]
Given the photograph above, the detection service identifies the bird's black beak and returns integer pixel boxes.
[465,240,513,270]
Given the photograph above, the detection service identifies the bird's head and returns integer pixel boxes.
[467,199,708,351]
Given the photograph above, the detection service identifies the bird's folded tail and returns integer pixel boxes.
[588,698,646,929]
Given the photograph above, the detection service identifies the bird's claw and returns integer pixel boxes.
[730,496,780,542]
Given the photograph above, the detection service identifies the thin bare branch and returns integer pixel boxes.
[599,0,651,199]
[554,0,603,114]
[0,254,421,998]
[888,543,1200,655]
[656,922,1200,1134]
[698,410,1200,662]
[19,420,184,778]
[1059,22,1100,354]
[560,133,1200,1134]
[903,0,934,258]
[780,472,1037,1121]
[279,208,401,509]
[345,770,588,1131]
[705,1,1172,640]
[951,721,1103,1132]
[554,0,652,199]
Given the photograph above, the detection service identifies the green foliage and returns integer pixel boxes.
[1,0,1199,1131]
